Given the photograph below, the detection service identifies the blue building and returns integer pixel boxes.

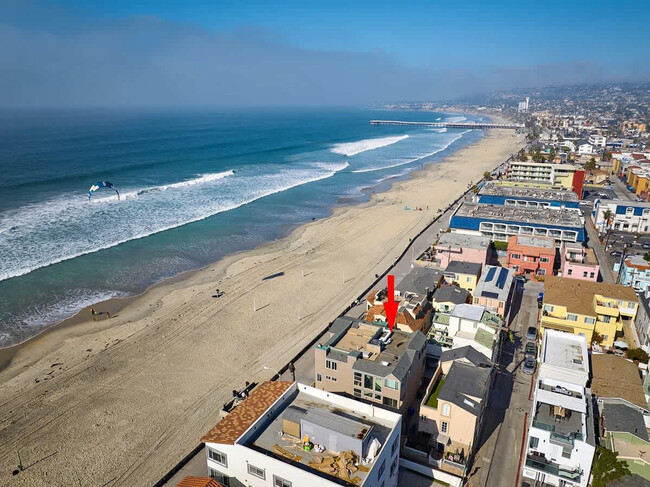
[614,254,650,292]
[450,202,585,244]
[476,184,580,210]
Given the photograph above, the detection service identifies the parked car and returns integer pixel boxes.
[525,341,537,359]
[610,250,623,257]
[643,242,650,250]
[523,357,536,375]
[526,326,538,341]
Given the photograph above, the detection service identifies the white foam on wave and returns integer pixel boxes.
[428,128,447,133]
[351,131,469,174]
[0,163,347,282]
[331,135,409,156]
[134,170,234,196]
[445,115,467,123]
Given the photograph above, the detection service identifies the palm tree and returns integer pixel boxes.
[602,209,613,233]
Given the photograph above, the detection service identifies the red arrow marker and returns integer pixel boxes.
[383,275,398,332]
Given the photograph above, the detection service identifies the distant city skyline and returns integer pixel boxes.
[1,0,649,107]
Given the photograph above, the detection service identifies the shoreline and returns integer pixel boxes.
[0,126,481,368]
[0,125,524,487]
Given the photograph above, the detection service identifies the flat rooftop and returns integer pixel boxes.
[454,202,583,228]
[479,183,579,202]
[541,330,589,375]
[331,321,409,363]
[250,388,394,486]
[511,235,556,249]
[437,232,491,250]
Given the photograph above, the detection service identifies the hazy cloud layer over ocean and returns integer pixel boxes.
[0,1,648,108]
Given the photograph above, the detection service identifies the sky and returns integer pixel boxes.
[1,0,649,108]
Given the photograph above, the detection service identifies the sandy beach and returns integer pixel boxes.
[0,127,524,486]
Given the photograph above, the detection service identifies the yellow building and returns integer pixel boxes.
[540,276,638,347]
[443,261,482,294]
[637,174,650,196]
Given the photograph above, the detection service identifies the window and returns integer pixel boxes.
[392,437,399,456]
[420,415,428,423]
[273,475,292,487]
[375,377,382,392]
[209,469,230,486]
[537,269,546,276]
[384,378,398,390]
[441,421,449,433]
[325,359,338,371]
[325,375,337,382]
[378,460,386,478]
[247,464,265,480]
[316,373,322,382]
[512,265,519,271]
[540,257,550,263]
[354,371,362,387]
[511,253,521,260]
[544,304,554,313]
[626,207,634,215]
[602,334,609,341]
[375,393,381,400]
[364,374,373,389]
[391,457,398,477]
[584,317,595,325]
[529,436,539,449]
[354,388,361,398]
[566,313,578,322]
[562,449,571,458]
[364,391,373,398]
[590,272,595,279]
[383,396,398,408]
[583,271,588,278]
[567,268,573,275]
[208,449,227,467]
[442,403,451,417]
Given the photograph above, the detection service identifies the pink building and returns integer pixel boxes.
[434,233,492,269]
[559,242,600,282]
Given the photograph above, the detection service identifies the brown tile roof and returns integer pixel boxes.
[176,477,224,487]
[365,304,425,332]
[591,354,647,408]
[543,276,638,316]
[202,381,293,445]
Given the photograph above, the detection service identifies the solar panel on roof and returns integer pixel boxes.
[496,268,508,289]
[485,266,496,282]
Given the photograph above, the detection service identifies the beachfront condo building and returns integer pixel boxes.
[314,317,426,413]
[505,235,556,278]
[472,265,515,318]
[476,183,580,210]
[591,198,650,234]
[504,161,585,198]
[559,242,599,282]
[443,261,482,294]
[427,304,503,362]
[365,289,433,334]
[431,233,492,269]
[202,381,402,487]
[449,203,585,244]
[522,330,595,487]
[540,276,638,348]
[418,349,493,477]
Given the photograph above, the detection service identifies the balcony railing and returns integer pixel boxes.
[525,457,582,482]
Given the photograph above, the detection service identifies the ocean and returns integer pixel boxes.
[0,108,484,347]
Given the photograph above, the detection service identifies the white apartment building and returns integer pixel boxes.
[578,144,593,155]
[203,381,402,487]
[588,134,607,148]
[522,331,595,487]
[507,161,580,187]
[591,198,650,234]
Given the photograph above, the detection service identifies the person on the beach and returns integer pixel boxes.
[106,311,111,319]
[91,308,97,321]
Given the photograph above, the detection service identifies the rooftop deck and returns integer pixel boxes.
[454,202,583,228]
[250,389,394,486]
[479,184,579,202]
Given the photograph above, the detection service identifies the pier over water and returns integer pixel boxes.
[370,120,524,130]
